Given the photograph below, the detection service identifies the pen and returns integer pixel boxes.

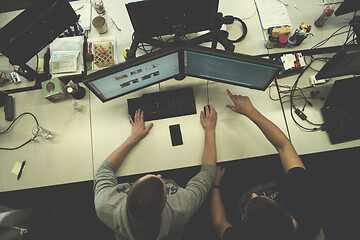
[17,160,26,180]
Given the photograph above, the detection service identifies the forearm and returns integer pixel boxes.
[105,136,139,169]
[201,131,217,166]
[247,109,305,172]
[247,109,289,151]
[210,188,231,238]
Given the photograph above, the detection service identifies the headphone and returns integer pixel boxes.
[222,15,248,43]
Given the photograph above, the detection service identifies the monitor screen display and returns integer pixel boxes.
[85,51,180,102]
[84,46,282,102]
[184,50,281,90]
[316,46,360,79]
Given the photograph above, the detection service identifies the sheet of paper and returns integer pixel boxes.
[11,162,22,175]
[50,52,79,74]
[71,1,92,31]
[50,37,83,52]
[255,0,292,30]
[49,36,85,76]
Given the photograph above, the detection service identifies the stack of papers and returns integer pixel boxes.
[255,0,292,30]
[49,36,85,76]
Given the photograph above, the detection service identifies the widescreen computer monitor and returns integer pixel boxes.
[315,45,360,80]
[126,0,219,37]
[84,49,181,102]
[84,46,282,103]
[184,47,281,90]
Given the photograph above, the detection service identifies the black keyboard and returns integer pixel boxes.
[127,87,197,121]
[321,105,360,144]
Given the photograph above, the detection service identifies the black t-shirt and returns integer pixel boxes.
[223,167,322,240]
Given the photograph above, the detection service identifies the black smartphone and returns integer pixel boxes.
[169,124,183,146]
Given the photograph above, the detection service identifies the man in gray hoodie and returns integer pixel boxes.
[94,106,217,240]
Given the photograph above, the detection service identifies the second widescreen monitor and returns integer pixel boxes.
[84,46,282,102]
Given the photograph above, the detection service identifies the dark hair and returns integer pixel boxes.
[127,176,166,221]
[244,197,294,240]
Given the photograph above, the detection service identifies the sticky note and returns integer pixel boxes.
[11,162,22,175]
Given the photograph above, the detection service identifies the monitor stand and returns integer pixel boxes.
[126,12,235,60]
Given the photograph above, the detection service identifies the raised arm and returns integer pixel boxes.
[210,165,232,239]
[93,109,153,229]
[226,89,305,173]
[200,105,217,166]
[106,109,153,169]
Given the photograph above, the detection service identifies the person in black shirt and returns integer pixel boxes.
[210,90,322,240]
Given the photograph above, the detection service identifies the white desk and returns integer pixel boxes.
[274,54,360,155]
[89,0,286,178]
[0,88,93,192]
[218,0,267,55]
[90,77,288,177]
[264,1,356,54]
[1,0,358,192]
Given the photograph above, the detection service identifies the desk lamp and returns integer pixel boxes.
[0,0,79,93]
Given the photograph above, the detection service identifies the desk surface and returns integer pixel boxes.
[275,54,360,155]
[266,1,356,54]
[0,88,93,192]
[90,77,288,177]
[1,0,359,192]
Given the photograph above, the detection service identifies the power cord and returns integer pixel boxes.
[289,62,324,132]
[0,112,39,150]
[274,24,358,132]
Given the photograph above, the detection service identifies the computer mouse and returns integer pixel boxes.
[203,105,210,117]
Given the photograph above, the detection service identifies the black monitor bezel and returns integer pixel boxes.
[183,46,283,91]
[315,45,360,80]
[84,46,283,103]
[83,47,184,102]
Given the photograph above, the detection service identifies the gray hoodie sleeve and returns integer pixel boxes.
[166,164,216,225]
[93,161,129,231]
[182,164,216,212]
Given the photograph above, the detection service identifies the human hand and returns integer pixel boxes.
[214,165,226,185]
[226,89,256,117]
[200,105,217,134]
[129,109,153,142]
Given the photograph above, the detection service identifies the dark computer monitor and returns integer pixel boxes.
[0,0,78,66]
[84,48,182,102]
[334,0,360,16]
[84,46,282,102]
[315,45,360,80]
[126,0,219,37]
[184,47,282,90]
